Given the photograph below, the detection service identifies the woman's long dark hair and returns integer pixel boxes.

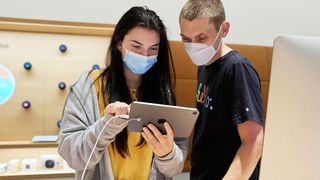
[100,6,176,157]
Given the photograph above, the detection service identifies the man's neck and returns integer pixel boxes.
[205,43,232,66]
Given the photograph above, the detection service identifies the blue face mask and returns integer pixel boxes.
[123,46,158,75]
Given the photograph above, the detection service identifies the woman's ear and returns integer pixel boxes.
[117,41,123,52]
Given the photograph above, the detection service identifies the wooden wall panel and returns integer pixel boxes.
[0,31,110,140]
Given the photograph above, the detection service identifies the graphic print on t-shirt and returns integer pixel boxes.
[196,83,213,110]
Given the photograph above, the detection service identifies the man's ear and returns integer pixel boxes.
[221,21,230,38]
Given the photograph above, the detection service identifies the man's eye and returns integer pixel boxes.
[182,38,191,42]
[198,37,207,42]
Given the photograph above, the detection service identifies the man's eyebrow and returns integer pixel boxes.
[195,33,206,38]
[180,34,191,39]
[180,33,206,39]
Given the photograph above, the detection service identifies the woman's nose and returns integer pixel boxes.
[141,50,149,56]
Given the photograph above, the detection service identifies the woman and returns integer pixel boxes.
[58,6,188,180]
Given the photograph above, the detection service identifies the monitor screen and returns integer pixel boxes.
[260,35,320,179]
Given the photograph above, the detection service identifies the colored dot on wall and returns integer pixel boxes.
[57,120,62,128]
[22,100,31,109]
[24,62,32,70]
[92,64,100,70]
[59,44,67,53]
[58,82,66,90]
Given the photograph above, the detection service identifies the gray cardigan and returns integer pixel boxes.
[58,71,188,180]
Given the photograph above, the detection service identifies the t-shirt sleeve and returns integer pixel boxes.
[230,63,264,125]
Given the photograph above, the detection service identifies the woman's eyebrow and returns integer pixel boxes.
[131,40,143,45]
[131,40,159,47]
[150,43,160,47]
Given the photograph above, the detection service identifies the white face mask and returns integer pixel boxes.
[184,26,222,66]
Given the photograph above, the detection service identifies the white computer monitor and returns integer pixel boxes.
[260,35,320,180]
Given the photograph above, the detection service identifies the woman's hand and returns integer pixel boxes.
[141,122,174,157]
[102,101,130,137]
[105,101,130,116]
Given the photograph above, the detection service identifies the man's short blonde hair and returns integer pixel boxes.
[180,0,226,31]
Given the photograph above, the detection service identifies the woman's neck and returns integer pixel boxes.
[124,66,141,89]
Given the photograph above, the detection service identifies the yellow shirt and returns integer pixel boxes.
[91,70,153,180]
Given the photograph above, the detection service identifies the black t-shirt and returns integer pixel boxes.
[190,51,264,180]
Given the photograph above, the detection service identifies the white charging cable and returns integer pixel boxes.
[80,115,141,180]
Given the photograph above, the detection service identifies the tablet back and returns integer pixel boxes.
[128,101,199,137]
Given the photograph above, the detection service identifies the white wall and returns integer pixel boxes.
[1,0,319,46]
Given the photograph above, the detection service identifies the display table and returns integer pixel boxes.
[0,141,75,179]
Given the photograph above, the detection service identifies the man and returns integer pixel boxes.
[179,0,264,179]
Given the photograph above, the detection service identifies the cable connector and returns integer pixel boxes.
[130,117,141,122]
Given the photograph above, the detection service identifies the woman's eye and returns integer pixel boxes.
[150,47,159,51]
[132,45,141,49]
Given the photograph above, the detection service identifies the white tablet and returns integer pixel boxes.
[127,101,199,137]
